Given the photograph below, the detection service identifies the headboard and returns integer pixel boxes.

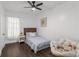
[24,28,37,35]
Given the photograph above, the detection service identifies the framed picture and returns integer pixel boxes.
[41,17,47,27]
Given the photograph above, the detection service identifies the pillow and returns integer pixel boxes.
[26,32,37,37]
[29,32,36,37]
[26,32,29,37]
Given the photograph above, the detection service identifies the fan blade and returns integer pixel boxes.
[35,7,42,10]
[27,1,33,7]
[24,6,32,8]
[36,3,43,6]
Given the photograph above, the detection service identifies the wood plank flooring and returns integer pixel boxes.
[1,42,54,57]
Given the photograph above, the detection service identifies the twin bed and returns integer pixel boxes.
[24,28,50,53]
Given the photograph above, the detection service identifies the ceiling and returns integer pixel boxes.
[2,1,66,14]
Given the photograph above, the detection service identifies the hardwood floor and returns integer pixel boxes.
[1,42,54,57]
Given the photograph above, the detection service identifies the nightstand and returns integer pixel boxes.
[19,35,25,43]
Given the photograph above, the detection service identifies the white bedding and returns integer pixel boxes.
[25,36,50,53]
[28,37,49,46]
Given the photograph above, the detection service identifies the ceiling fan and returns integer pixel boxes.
[24,1,43,11]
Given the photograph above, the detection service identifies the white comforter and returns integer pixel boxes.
[25,36,50,53]
[28,37,49,46]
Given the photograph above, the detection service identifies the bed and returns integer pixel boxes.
[24,28,50,53]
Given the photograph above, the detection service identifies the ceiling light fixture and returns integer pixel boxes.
[32,7,36,11]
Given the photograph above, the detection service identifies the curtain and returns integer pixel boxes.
[7,17,20,39]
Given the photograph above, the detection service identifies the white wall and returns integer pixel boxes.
[37,2,79,41]
[0,2,5,36]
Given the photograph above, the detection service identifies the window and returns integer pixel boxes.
[7,17,20,39]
